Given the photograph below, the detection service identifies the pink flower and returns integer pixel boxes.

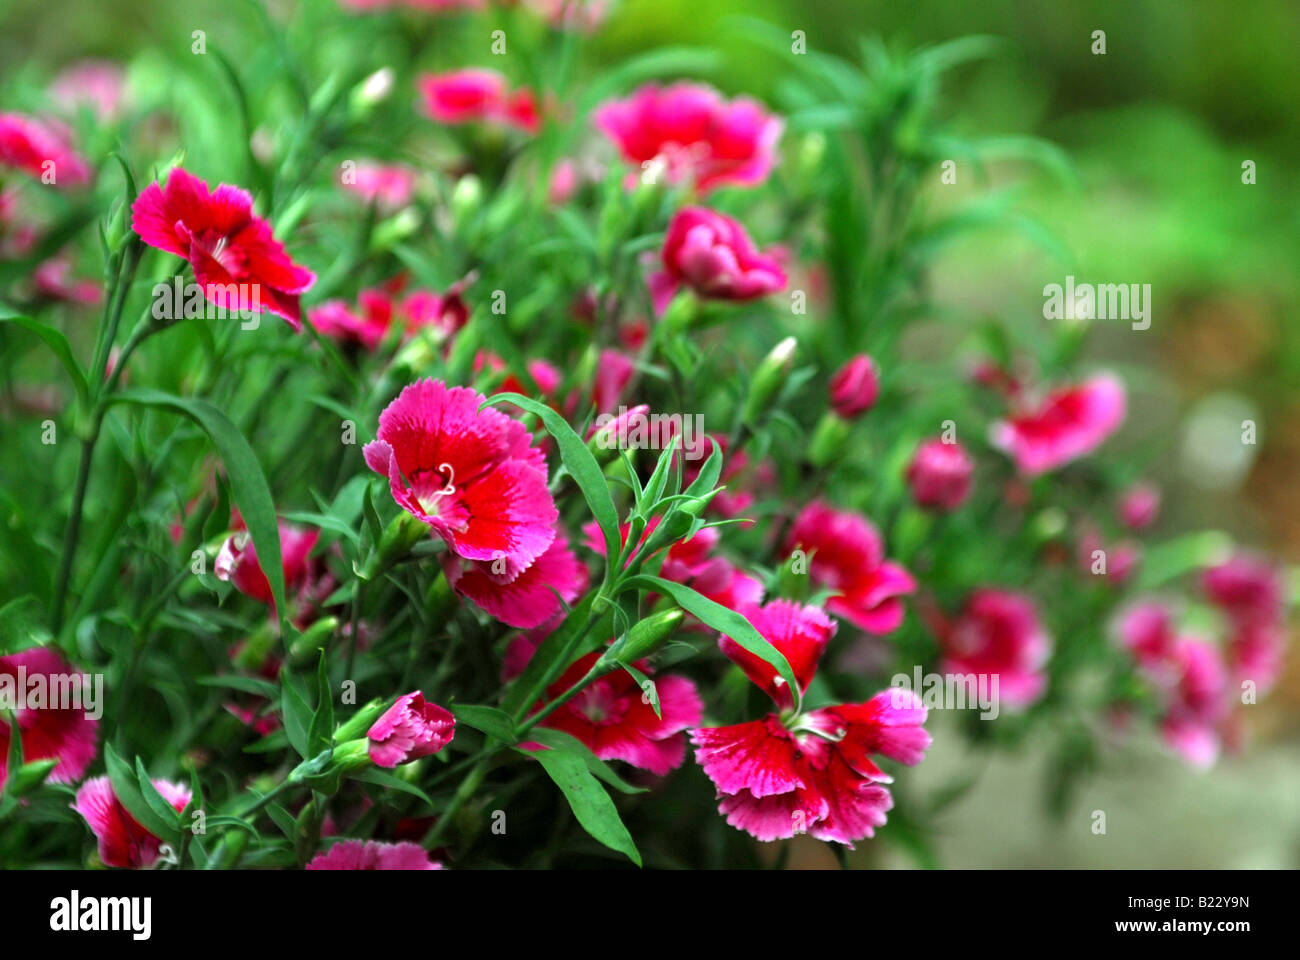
[522,0,608,31]
[692,601,930,846]
[906,437,974,511]
[649,206,786,313]
[339,161,417,210]
[51,60,127,121]
[215,520,320,608]
[0,113,91,187]
[1116,601,1179,673]
[1202,553,1284,627]
[306,839,442,870]
[1119,482,1160,531]
[593,82,782,193]
[73,776,191,869]
[131,167,316,329]
[1160,639,1227,770]
[829,354,879,419]
[591,348,634,413]
[33,255,101,304]
[367,692,456,767]
[417,69,540,133]
[444,530,587,629]
[1226,620,1286,694]
[937,589,1052,709]
[1077,526,1140,586]
[403,277,473,339]
[343,0,483,9]
[528,650,703,775]
[0,648,99,792]
[309,288,398,351]
[990,373,1126,475]
[363,379,558,573]
[785,502,916,634]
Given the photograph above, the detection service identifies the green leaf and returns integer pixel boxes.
[617,661,661,720]
[197,675,280,699]
[104,744,179,843]
[348,768,433,806]
[453,704,516,743]
[483,393,621,576]
[0,596,46,655]
[279,668,313,758]
[307,651,334,755]
[0,307,90,410]
[135,757,185,834]
[109,389,288,622]
[518,740,641,866]
[524,728,647,796]
[621,575,801,710]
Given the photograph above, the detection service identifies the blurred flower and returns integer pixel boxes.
[306,839,442,870]
[73,777,191,869]
[1202,552,1284,626]
[367,692,455,767]
[989,373,1125,476]
[339,161,417,210]
[1160,639,1227,771]
[786,502,915,634]
[649,206,786,313]
[1118,482,1160,531]
[829,354,878,419]
[51,60,127,121]
[417,69,540,133]
[0,113,90,187]
[33,254,100,304]
[593,82,782,193]
[131,167,316,328]
[906,437,974,511]
[1116,601,1179,673]
[936,589,1052,709]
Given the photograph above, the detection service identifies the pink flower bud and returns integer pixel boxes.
[906,438,973,510]
[829,354,879,419]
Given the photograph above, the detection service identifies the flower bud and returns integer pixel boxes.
[808,410,851,468]
[906,437,974,511]
[359,511,428,580]
[743,336,797,424]
[829,353,878,419]
[610,608,685,664]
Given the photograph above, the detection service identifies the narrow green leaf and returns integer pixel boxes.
[453,704,517,743]
[0,308,90,409]
[103,744,178,843]
[519,741,641,866]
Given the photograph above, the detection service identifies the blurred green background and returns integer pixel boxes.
[3,0,1297,867]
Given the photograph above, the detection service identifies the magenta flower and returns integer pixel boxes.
[937,589,1052,709]
[306,839,442,870]
[309,289,397,352]
[444,531,587,629]
[527,650,704,775]
[0,113,90,187]
[1202,552,1284,627]
[829,353,879,419]
[593,82,782,193]
[649,206,786,313]
[990,373,1126,475]
[131,167,316,329]
[363,379,559,573]
[215,519,320,608]
[785,501,916,634]
[367,692,456,767]
[1160,639,1227,770]
[0,648,99,792]
[1116,601,1179,673]
[417,69,540,133]
[906,437,974,511]
[73,776,191,869]
[692,601,930,846]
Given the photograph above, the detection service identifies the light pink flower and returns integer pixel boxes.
[339,161,417,210]
[306,839,442,869]
[363,379,558,573]
[906,437,974,511]
[0,648,99,792]
[1160,639,1227,770]
[1119,482,1160,531]
[367,692,456,767]
[785,501,915,634]
[52,60,127,121]
[131,167,316,328]
[594,82,782,193]
[73,776,191,868]
[649,206,786,313]
[989,373,1126,475]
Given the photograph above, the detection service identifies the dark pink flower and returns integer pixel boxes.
[215,520,320,608]
[718,601,836,712]
[73,776,191,868]
[363,379,558,573]
[693,602,930,846]
[1116,601,1179,673]
[367,692,455,767]
[906,437,974,511]
[591,348,634,413]
[937,589,1052,709]
[593,82,782,193]
[1077,526,1140,586]
[1202,553,1284,627]
[990,373,1125,475]
[529,650,703,775]
[0,113,91,186]
[0,648,99,792]
[829,354,878,419]
[403,276,473,339]
[306,839,442,870]
[1118,482,1160,531]
[1160,639,1227,770]
[309,288,397,351]
[444,530,587,629]
[649,206,786,313]
[131,167,316,329]
[417,69,540,133]
[786,501,915,634]
[1226,620,1286,694]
